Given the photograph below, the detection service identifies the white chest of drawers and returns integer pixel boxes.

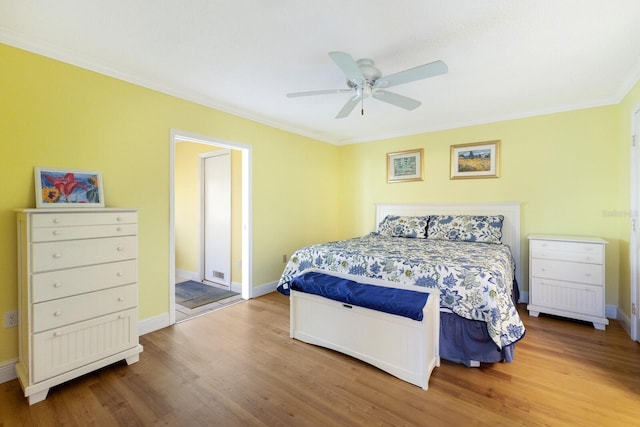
[16,208,143,404]
[527,234,608,330]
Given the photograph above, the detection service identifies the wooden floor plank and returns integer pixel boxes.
[1,292,639,426]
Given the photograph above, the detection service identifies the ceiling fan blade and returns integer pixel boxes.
[372,90,421,110]
[329,51,365,85]
[286,88,353,98]
[376,60,448,88]
[335,94,361,119]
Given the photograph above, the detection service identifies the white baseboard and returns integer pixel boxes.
[251,281,278,298]
[139,312,171,336]
[231,281,242,294]
[175,268,198,282]
[617,308,631,337]
[0,359,17,384]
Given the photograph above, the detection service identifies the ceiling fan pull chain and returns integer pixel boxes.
[361,94,364,116]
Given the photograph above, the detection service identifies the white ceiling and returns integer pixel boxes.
[2,1,640,145]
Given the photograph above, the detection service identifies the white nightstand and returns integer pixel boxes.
[527,234,608,330]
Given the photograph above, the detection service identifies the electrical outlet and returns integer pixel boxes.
[282,254,287,263]
[4,310,18,328]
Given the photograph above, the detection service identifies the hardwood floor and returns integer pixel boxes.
[1,292,639,426]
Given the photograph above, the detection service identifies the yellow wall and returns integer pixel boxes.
[175,142,243,283]
[339,107,624,307]
[1,40,638,367]
[0,43,341,362]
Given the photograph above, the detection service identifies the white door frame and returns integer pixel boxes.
[200,149,231,288]
[631,104,640,341]
[169,129,252,325]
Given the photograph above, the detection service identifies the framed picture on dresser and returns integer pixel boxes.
[34,167,105,208]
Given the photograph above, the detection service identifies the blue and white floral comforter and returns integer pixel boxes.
[277,234,525,348]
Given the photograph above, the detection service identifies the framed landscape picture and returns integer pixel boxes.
[35,167,105,208]
[450,140,500,179]
[387,149,424,183]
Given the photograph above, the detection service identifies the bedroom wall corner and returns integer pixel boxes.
[338,106,621,307]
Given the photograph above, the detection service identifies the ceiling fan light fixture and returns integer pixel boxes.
[286,51,447,118]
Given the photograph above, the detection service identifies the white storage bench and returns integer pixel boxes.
[289,272,440,390]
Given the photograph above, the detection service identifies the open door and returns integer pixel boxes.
[202,150,231,288]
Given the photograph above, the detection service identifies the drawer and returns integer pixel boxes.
[31,236,137,272]
[32,308,138,383]
[530,239,603,263]
[530,258,603,286]
[32,260,137,303]
[32,284,137,333]
[31,212,136,228]
[529,277,603,317]
[31,224,137,242]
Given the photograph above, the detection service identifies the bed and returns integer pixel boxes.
[277,202,526,376]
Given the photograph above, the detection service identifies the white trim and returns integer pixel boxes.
[0,33,631,147]
[139,313,171,336]
[617,307,632,337]
[0,359,17,384]
[251,281,278,298]
[175,268,199,282]
[630,103,640,341]
[170,129,253,328]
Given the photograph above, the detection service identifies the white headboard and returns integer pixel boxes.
[376,203,522,296]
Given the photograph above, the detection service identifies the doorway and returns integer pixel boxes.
[169,129,252,326]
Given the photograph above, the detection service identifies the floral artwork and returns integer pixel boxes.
[35,167,104,208]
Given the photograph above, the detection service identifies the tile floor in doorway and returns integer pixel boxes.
[175,277,244,323]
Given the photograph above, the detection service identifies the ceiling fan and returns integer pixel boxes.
[286,51,448,119]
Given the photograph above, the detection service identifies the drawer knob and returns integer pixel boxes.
[53,331,62,337]
[118,297,125,302]
[116,216,123,222]
[54,311,63,317]
[117,272,123,277]
[53,230,61,236]
[585,273,592,277]
[53,218,61,224]
[117,226,123,232]
[53,282,62,288]
[52,253,62,259]
[117,246,124,252]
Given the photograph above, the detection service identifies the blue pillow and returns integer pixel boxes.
[427,215,503,244]
[378,215,429,238]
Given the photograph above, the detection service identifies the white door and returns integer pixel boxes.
[202,150,231,288]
